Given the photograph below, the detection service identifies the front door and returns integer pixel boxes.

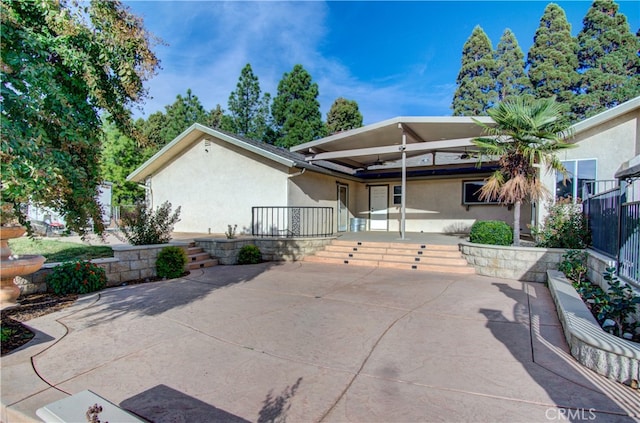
[337,184,349,232]
[369,185,388,231]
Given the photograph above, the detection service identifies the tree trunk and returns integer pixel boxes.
[513,200,521,246]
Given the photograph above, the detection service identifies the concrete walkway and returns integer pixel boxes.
[2,263,639,422]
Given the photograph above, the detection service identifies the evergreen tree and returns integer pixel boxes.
[206,104,226,129]
[272,64,326,148]
[527,3,578,112]
[135,112,166,150]
[161,89,209,143]
[452,26,498,116]
[326,97,363,134]
[574,0,640,119]
[100,118,146,206]
[494,29,532,102]
[227,64,273,140]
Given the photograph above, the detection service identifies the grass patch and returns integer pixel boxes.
[8,237,113,263]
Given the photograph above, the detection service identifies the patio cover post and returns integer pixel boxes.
[399,124,407,240]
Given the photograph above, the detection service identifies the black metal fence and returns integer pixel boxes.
[252,206,334,238]
[583,180,640,286]
[583,186,619,258]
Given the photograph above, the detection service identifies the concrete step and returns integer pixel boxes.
[332,240,459,251]
[189,252,212,262]
[188,246,204,255]
[304,255,474,274]
[188,258,218,270]
[325,245,461,258]
[305,238,474,275]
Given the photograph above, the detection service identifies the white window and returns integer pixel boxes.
[393,185,402,205]
[556,159,596,202]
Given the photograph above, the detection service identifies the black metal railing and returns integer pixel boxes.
[252,206,334,238]
[584,186,620,258]
[583,179,640,287]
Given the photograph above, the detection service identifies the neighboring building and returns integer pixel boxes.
[127,97,639,237]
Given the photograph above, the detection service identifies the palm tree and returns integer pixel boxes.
[472,97,574,246]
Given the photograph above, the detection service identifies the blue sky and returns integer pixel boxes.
[126,1,639,125]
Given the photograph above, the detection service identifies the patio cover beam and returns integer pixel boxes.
[304,137,477,162]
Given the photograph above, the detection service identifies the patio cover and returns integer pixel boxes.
[292,116,496,239]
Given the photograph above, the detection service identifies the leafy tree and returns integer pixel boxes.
[527,3,579,112]
[472,97,574,246]
[326,97,363,134]
[574,0,640,120]
[1,0,159,235]
[272,64,326,148]
[227,64,273,140]
[452,26,498,116]
[161,89,210,144]
[100,118,147,206]
[494,29,532,102]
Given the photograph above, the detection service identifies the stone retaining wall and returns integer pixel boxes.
[194,237,335,265]
[459,241,565,282]
[16,242,189,295]
[547,270,639,387]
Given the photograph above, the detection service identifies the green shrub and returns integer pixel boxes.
[237,245,261,264]
[117,201,181,245]
[532,198,590,248]
[156,246,188,279]
[469,220,513,246]
[559,249,588,283]
[47,261,107,295]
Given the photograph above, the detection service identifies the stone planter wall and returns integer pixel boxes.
[16,242,189,295]
[459,241,565,282]
[194,236,335,265]
[547,270,639,387]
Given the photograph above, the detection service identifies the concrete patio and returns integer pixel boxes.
[2,262,639,422]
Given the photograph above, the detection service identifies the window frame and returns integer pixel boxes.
[462,180,500,205]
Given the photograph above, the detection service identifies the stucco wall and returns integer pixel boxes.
[537,107,639,225]
[287,170,359,231]
[352,178,531,234]
[149,136,289,234]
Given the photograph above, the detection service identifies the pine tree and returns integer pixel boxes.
[574,0,640,119]
[161,89,209,143]
[227,64,273,140]
[494,29,532,102]
[326,97,363,134]
[452,26,498,116]
[100,118,146,205]
[206,104,226,129]
[271,64,326,148]
[527,3,578,112]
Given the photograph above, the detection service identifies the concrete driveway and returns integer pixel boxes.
[2,262,639,422]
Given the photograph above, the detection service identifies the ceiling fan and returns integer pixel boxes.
[364,155,387,169]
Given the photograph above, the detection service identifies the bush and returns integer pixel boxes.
[469,220,513,246]
[532,198,590,248]
[156,246,188,279]
[47,261,107,295]
[237,245,261,264]
[117,201,181,245]
[558,249,588,283]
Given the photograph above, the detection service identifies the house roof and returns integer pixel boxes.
[291,116,496,172]
[128,96,640,183]
[127,124,334,183]
[571,96,640,139]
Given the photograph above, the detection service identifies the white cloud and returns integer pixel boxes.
[128,1,456,123]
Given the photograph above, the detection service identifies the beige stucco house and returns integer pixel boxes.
[128,96,639,237]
